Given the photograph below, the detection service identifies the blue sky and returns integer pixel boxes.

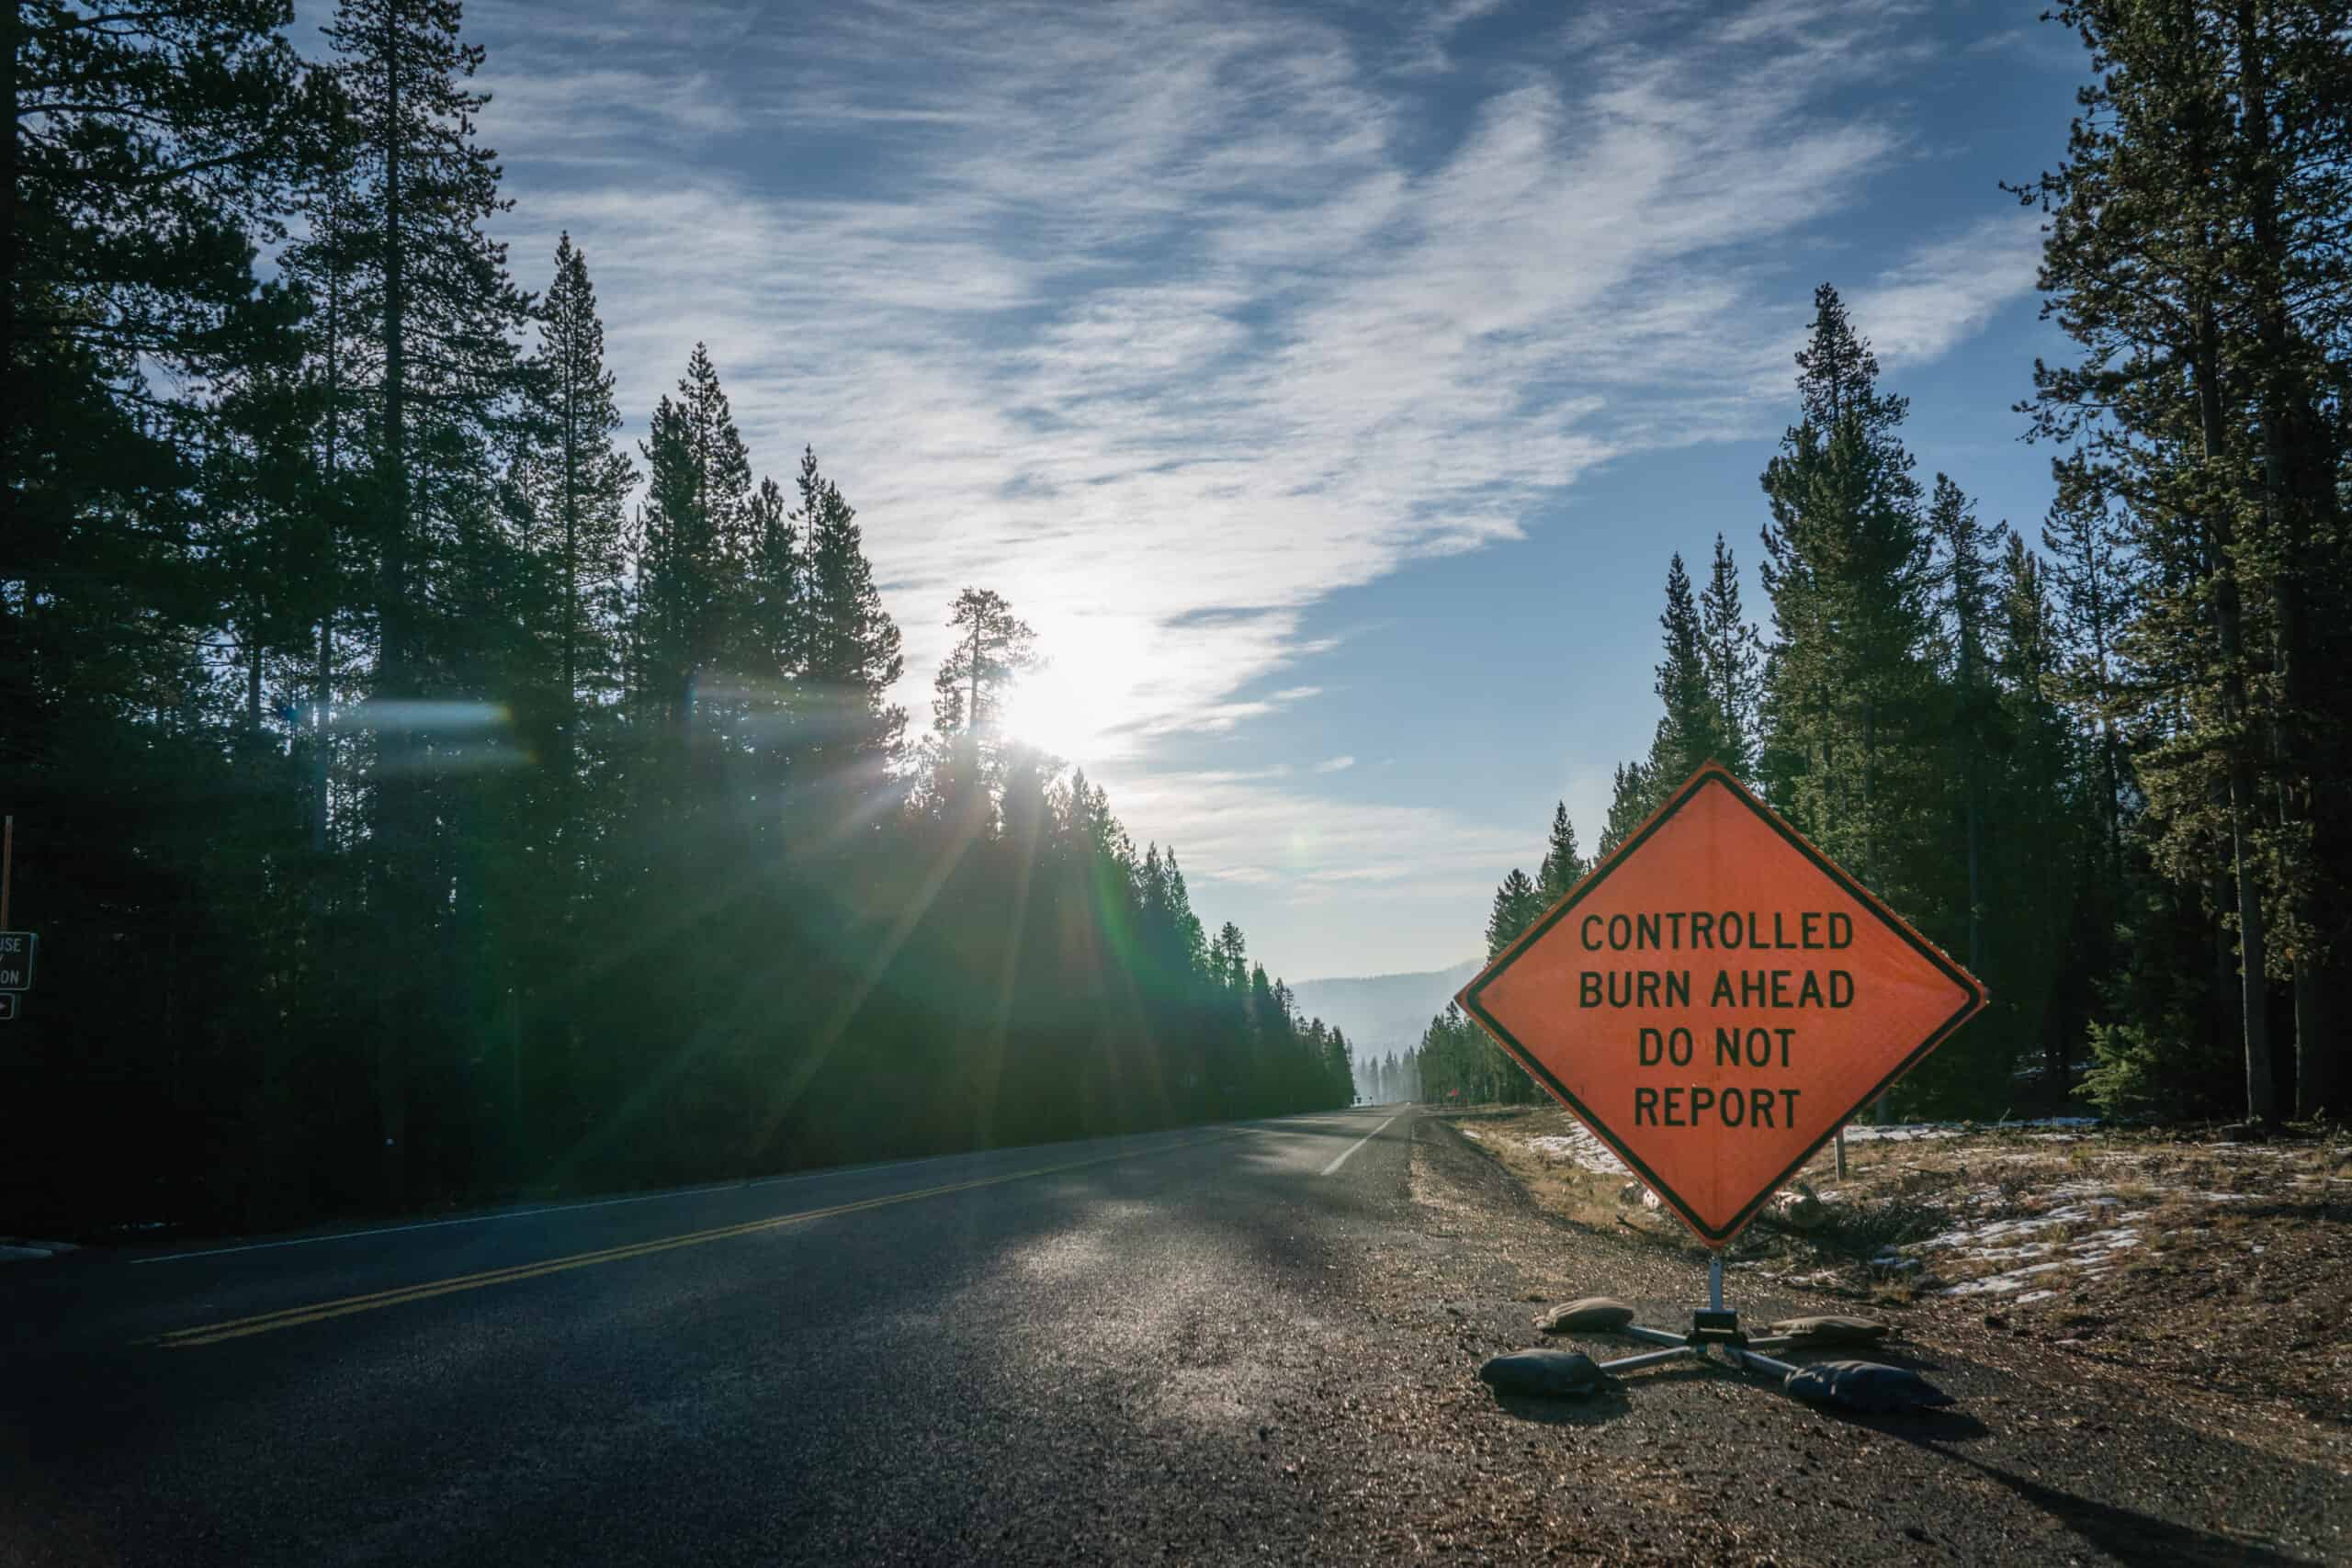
[417,0,2087,981]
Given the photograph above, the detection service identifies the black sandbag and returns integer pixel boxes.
[1534,1297,1635,1334]
[1765,1314,1893,1345]
[1782,1359,1954,1413]
[1479,1348,1610,1398]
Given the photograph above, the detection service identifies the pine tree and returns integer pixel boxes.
[2041,457,2134,890]
[1699,533,1763,779]
[1536,802,1588,905]
[2019,0,2352,1118]
[321,0,532,1203]
[1928,473,2006,976]
[1758,285,1939,911]
[5,0,306,795]
[1485,868,1543,961]
[633,343,753,750]
[1597,760,1653,859]
[933,588,1038,738]
[1646,551,1734,786]
[1215,922,1249,990]
[519,234,635,764]
[796,448,906,792]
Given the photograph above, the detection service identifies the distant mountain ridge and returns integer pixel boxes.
[1288,957,1483,1055]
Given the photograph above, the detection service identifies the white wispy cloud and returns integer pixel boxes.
[1848,214,2048,368]
[458,0,2041,963]
[1313,755,1356,773]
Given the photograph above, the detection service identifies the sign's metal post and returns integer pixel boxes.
[1590,1251,1805,1388]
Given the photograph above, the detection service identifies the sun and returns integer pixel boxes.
[999,616,1149,766]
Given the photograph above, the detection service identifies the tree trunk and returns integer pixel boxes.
[0,0,18,470]
[560,343,579,792]
[375,7,412,1209]
[2238,0,2323,1124]
[2194,300,2275,1122]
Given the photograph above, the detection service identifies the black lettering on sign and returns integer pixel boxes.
[1641,1027,1693,1066]
[1713,1025,1795,1069]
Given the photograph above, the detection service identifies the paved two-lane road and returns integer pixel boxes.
[8,1105,2346,1566]
[3,1109,1417,1566]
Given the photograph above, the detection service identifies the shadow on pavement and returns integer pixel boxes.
[1885,1429,2312,1568]
[1490,1388,1633,1426]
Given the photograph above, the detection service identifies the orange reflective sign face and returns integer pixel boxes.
[1457,763,1986,1247]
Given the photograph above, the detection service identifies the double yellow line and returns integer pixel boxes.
[149,1130,1240,1348]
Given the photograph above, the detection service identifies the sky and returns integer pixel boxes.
[394,0,2089,982]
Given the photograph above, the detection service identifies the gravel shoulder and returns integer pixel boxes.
[1368,1112,2347,1565]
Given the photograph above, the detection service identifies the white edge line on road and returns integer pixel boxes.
[1319,1114,1402,1177]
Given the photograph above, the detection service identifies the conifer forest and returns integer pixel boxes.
[7,0,2350,1237]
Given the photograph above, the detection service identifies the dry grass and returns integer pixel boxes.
[1442,1104,2352,1422]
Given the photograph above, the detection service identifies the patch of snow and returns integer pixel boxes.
[1459,1127,1485,1142]
[1844,1117,2101,1144]
[1842,1124,1963,1143]
[1781,1269,1846,1289]
[2015,1289,2059,1304]
[1524,1129,1629,1175]
[1944,1260,2070,1295]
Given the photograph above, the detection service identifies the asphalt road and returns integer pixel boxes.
[4,1107,2345,1565]
[3,1110,1422,1566]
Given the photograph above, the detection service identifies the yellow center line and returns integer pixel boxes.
[146,1129,1245,1348]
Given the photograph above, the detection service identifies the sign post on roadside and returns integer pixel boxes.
[0,815,28,1020]
[1456,761,1985,1390]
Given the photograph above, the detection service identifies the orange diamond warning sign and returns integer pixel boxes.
[1457,762,1987,1247]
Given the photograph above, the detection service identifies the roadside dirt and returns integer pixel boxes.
[1453,1105,2352,1450]
[1362,1111,2349,1565]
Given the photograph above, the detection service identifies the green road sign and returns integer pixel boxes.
[0,932,34,992]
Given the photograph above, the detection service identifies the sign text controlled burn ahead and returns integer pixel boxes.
[1457,763,1986,1246]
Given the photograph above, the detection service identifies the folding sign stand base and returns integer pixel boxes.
[1592,1252,1803,1388]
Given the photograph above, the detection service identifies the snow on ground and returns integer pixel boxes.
[1906,1179,2253,1297]
[1842,1116,2100,1145]
[1523,1127,1629,1175]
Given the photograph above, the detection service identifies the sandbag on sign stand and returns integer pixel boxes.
[1479,1349,1611,1399]
[1764,1314,1893,1347]
[1534,1297,1635,1334]
[1782,1359,1954,1414]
